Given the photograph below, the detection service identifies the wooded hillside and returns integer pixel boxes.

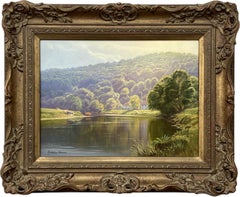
[41,52,198,113]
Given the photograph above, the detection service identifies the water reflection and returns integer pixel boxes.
[41,116,176,156]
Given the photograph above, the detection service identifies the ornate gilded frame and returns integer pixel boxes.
[1,0,239,195]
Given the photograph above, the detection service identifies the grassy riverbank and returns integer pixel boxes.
[41,108,83,120]
[103,110,160,117]
[131,107,199,157]
[171,107,199,156]
[41,108,160,120]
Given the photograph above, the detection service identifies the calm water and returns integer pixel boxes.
[41,116,177,157]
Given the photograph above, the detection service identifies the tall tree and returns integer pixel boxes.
[75,88,94,113]
[65,94,82,111]
[148,70,197,116]
[129,95,141,110]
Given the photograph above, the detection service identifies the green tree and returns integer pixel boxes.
[190,76,199,107]
[119,95,130,105]
[112,78,126,93]
[65,94,82,111]
[105,98,119,110]
[130,81,145,98]
[75,88,94,101]
[98,91,120,105]
[119,87,130,105]
[89,100,104,113]
[47,94,82,111]
[148,70,197,116]
[129,95,141,110]
[75,88,94,113]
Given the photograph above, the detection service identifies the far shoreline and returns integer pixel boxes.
[41,108,161,121]
[41,113,160,121]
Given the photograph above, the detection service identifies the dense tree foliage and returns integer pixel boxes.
[148,70,198,116]
[129,95,141,110]
[105,98,120,111]
[89,100,104,113]
[41,52,198,113]
[41,94,82,111]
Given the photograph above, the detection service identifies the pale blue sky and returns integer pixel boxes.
[40,40,198,70]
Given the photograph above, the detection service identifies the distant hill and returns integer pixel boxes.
[41,52,198,113]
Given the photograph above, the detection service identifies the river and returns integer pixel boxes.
[41,115,177,157]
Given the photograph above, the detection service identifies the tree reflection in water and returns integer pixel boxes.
[41,116,177,157]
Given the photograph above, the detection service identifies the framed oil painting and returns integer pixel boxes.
[1,0,239,195]
[40,40,199,157]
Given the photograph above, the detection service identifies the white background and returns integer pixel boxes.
[0,0,239,196]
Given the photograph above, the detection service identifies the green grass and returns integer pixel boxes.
[172,107,199,156]
[131,107,199,157]
[104,110,161,117]
[41,108,83,120]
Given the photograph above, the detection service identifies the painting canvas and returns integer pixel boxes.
[40,40,199,157]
